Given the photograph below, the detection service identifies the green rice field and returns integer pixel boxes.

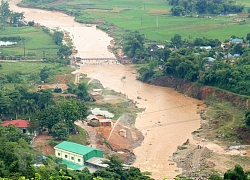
[0,26,59,59]
[22,0,250,42]
[0,61,72,75]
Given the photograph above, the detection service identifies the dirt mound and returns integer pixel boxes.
[32,132,54,155]
[97,122,143,164]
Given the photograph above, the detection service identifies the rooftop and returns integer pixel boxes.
[62,159,84,170]
[91,108,114,118]
[54,141,102,156]
[99,119,112,123]
[86,157,108,168]
[2,119,29,128]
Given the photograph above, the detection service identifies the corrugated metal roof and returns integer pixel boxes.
[91,108,114,118]
[55,141,99,156]
[99,119,112,123]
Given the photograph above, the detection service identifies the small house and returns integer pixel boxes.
[230,38,243,44]
[99,119,112,127]
[90,92,102,101]
[2,119,29,134]
[54,141,104,170]
[91,108,114,119]
[200,46,212,51]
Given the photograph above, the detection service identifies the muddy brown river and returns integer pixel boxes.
[9,1,203,179]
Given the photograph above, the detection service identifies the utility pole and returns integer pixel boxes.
[156,16,158,28]
[144,3,145,10]
[140,17,142,26]
[23,40,26,58]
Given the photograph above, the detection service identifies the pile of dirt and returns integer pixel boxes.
[96,121,144,164]
[32,132,55,155]
[173,142,215,179]
[173,140,250,179]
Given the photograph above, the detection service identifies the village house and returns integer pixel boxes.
[99,119,112,127]
[204,57,216,69]
[221,38,248,49]
[54,141,105,171]
[2,119,30,134]
[230,38,243,44]
[200,46,212,51]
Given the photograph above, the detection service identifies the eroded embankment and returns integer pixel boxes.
[152,76,250,110]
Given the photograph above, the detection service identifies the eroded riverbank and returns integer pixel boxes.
[76,64,202,179]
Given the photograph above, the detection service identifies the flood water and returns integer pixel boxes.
[9,1,203,179]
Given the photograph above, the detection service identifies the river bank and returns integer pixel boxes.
[75,64,203,179]
[8,1,203,179]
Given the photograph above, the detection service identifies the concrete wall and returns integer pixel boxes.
[55,148,84,165]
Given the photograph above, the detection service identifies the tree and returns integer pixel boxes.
[171,6,185,16]
[171,34,182,48]
[224,164,247,180]
[9,12,24,26]
[0,92,11,118]
[122,31,146,60]
[35,105,62,131]
[196,0,207,13]
[52,31,64,46]
[246,33,250,43]
[28,21,35,26]
[37,90,54,109]
[0,0,10,20]
[245,111,250,127]
[51,122,68,140]
[76,82,90,101]
[59,99,87,129]
[57,45,72,59]
[39,66,51,81]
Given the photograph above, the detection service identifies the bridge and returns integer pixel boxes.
[77,57,118,61]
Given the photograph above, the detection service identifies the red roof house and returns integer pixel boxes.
[2,119,29,133]
[2,119,29,128]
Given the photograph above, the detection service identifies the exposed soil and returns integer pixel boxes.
[32,132,55,155]
[173,138,250,179]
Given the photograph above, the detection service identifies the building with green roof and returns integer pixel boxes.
[54,141,103,170]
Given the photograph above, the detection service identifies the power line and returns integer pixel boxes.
[139,103,195,115]
[137,118,200,130]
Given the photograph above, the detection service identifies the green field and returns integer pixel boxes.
[20,0,250,42]
[0,26,59,59]
[0,61,71,74]
[0,61,73,88]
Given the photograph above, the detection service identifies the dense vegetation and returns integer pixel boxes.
[121,31,250,96]
[169,0,244,16]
